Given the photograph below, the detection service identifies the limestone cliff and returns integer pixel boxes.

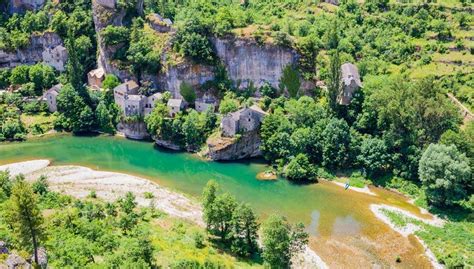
[157,59,215,98]
[0,32,66,70]
[92,0,132,80]
[205,130,263,161]
[117,121,149,140]
[212,37,299,89]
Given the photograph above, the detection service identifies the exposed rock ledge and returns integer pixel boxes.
[0,160,327,269]
[205,130,262,161]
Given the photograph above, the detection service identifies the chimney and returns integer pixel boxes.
[125,82,129,93]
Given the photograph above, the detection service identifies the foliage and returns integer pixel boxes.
[218,92,239,115]
[285,153,316,182]
[179,82,196,103]
[357,137,391,177]
[279,65,301,98]
[418,144,472,207]
[101,74,120,90]
[202,181,260,258]
[261,215,308,268]
[3,176,45,265]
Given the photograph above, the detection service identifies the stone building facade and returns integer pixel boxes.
[221,105,267,137]
[43,84,62,112]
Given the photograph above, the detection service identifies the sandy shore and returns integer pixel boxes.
[331,181,377,196]
[0,160,327,269]
[370,204,445,269]
[0,160,203,225]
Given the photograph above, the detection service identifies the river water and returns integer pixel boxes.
[0,134,434,268]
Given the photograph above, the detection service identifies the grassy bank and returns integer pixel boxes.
[0,187,261,268]
[380,207,473,268]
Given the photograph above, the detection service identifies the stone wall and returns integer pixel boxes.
[0,32,66,70]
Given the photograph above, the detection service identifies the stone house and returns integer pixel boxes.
[167,99,184,117]
[221,105,267,137]
[114,80,164,117]
[195,95,217,113]
[338,62,362,105]
[42,44,67,71]
[42,84,62,112]
[144,92,163,115]
[87,67,105,90]
[114,80,140,109]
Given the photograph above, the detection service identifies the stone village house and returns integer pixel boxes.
[87,67,105,90]
[42,84,62,112]
[195,95,217,113]
[338,62,362,105]
[221,105,267,137]
[113,80,164,117]
[167,99,185,117]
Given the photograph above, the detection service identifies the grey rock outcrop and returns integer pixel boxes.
[6,0,45,14]
[30,247,47,269]
[158,60,215,98]
[212,37,299,89]
[6,254,31,269]
[206,130,262,161]
[0,32,66,70]
[0,241,9,254]
[117,121,149,140]
[92,0,131,80]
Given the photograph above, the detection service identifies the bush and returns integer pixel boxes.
[285,154,316,181]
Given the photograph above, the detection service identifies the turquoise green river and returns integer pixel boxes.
[0,134,433,268]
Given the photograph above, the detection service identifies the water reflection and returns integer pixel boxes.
[307,210,320,236]
[332,215,361,236]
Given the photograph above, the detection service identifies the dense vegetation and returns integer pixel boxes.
[0,0,472,267]
[0,172,270,268]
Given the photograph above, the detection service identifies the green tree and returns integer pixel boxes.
[28,63,56,93]
[285,153,317,181]
[357,137,390,177]
[261,215,308,268]
[182,110,205,150]
[322,118,350,168]
[218,92,239,114]
[0,171,12,201]
[230,203,259,257]
[179,82,196,104]
[202,180,219,230]
[10,65,30,86]
[327,49,341,114]
[96,101,115,133]
[102,74,120,90]
[32,175,49,196]
[5,176,45,265]
[418,144,472,207]
[209,193,237,242]
[279,65,301,98]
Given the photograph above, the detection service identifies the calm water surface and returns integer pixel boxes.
[0,134,434,268]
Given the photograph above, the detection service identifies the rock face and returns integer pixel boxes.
[157,60,215,98]
[7,0,45,14]
[212,37,299,89]
[0,32,66,70]
[6,253,31,269]
[206,130,263,161]
[117,121,149,140]
[92,0,131,80]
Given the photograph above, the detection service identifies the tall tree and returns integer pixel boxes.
[327,49,342,114]
[5,176,45,265]
[230,203,259,257]
[261,215,308,268]
[418,144,472,207]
